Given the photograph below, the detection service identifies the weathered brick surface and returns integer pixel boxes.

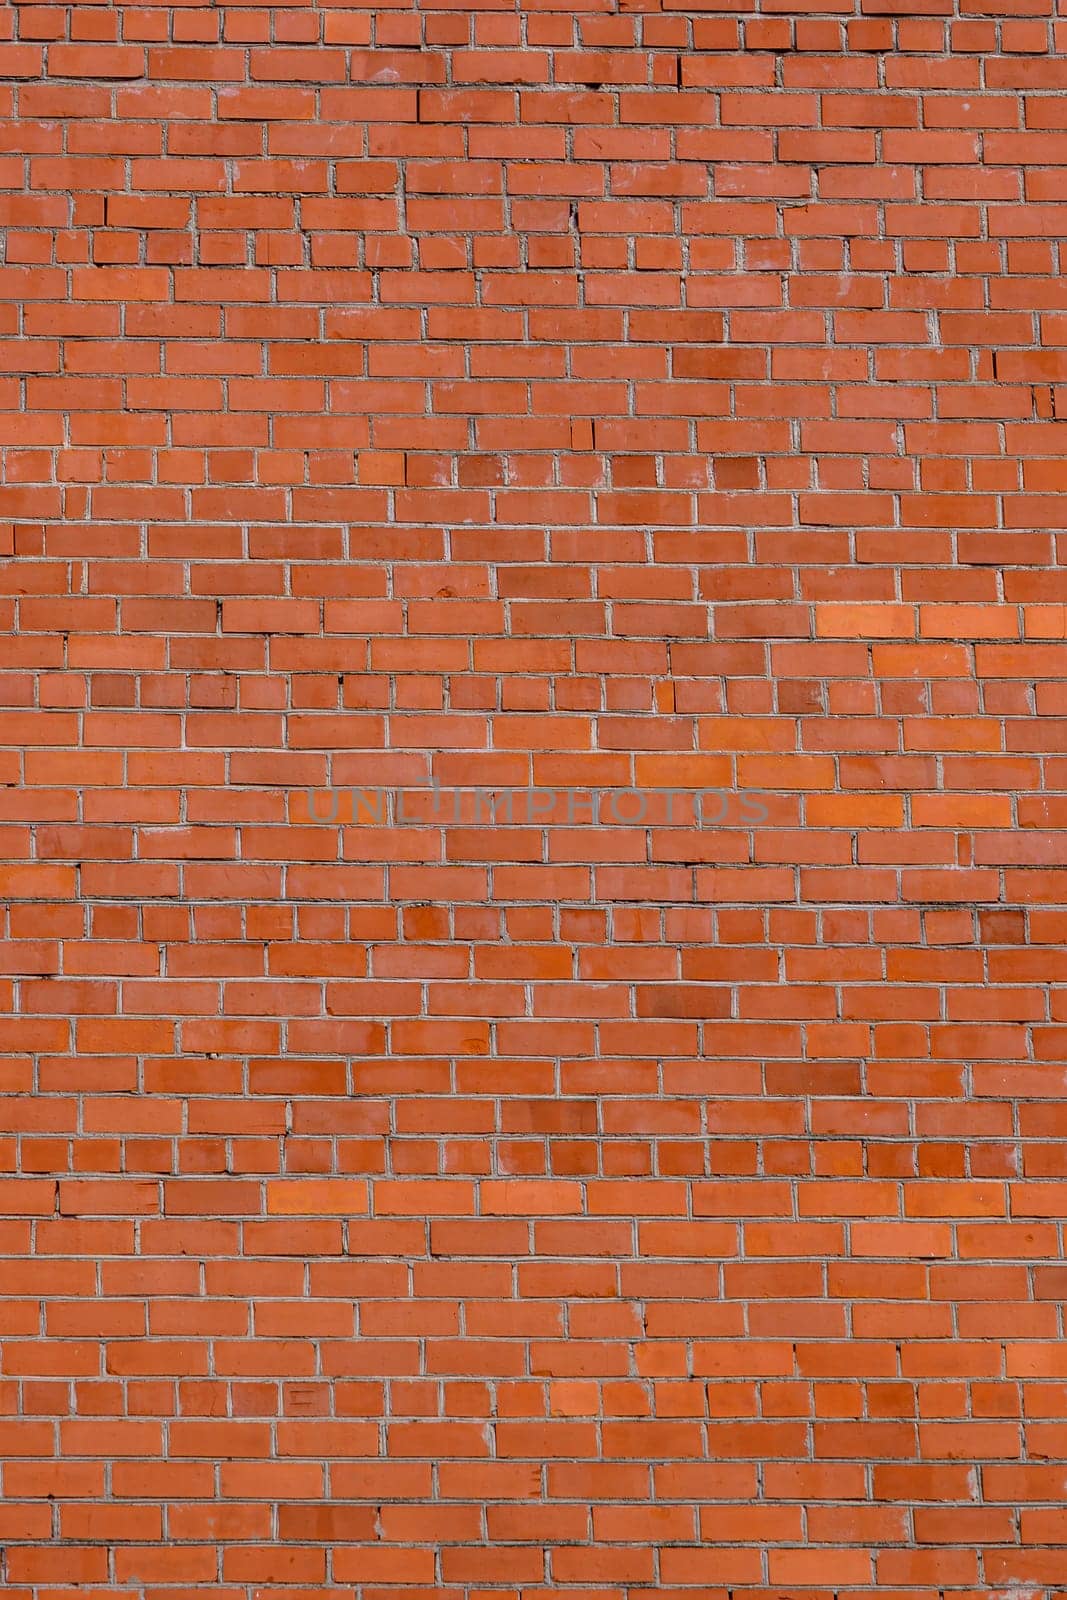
[2,0,1067,1592]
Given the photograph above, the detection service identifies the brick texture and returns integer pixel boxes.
[3,0,1067,1593]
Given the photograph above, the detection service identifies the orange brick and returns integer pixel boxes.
[2,11,1065,1592]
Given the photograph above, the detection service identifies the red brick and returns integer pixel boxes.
[0,7,1063,1591]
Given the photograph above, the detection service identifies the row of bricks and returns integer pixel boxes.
[2,1412,1067,1449]
[0,898,1048,930]
[6,1230,1067,1264]
[12,688,1062,716]
[1,1339,1066,1374]
[5,451,1063,488]
[2,670,1066,708]
[5,306,1067,342]
[0,1504,1065,1541]
[6,1310,1067,1348]
[3,309,1063,343]
[2,896,1067,934]
[0,1148,1057,1181]
[0,1543,1056,1592]
[2,1461,1064,1498]
[5,597,1067,633]
[3,1175,1067,1210]
[0,236,1060,284]
[6,682,1061,717]
[0,1332,1060,1361]
[19,165,1067,205]
[0,1548,1055,1589]
[19,600,1067,634]
[3,383,1058,417]
[6,15,1067,50]
[4,744,1066,779]
[8,42,1067,82]
[10,493,1067,530]
[0,918,1054,956]
[3,0,1065,32]
[5,1015,1063,1064]
[0,1020,992,1068]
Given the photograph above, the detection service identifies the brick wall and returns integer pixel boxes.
[2,0,1067,1593]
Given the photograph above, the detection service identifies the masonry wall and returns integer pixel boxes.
[2,0,1066,1594]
